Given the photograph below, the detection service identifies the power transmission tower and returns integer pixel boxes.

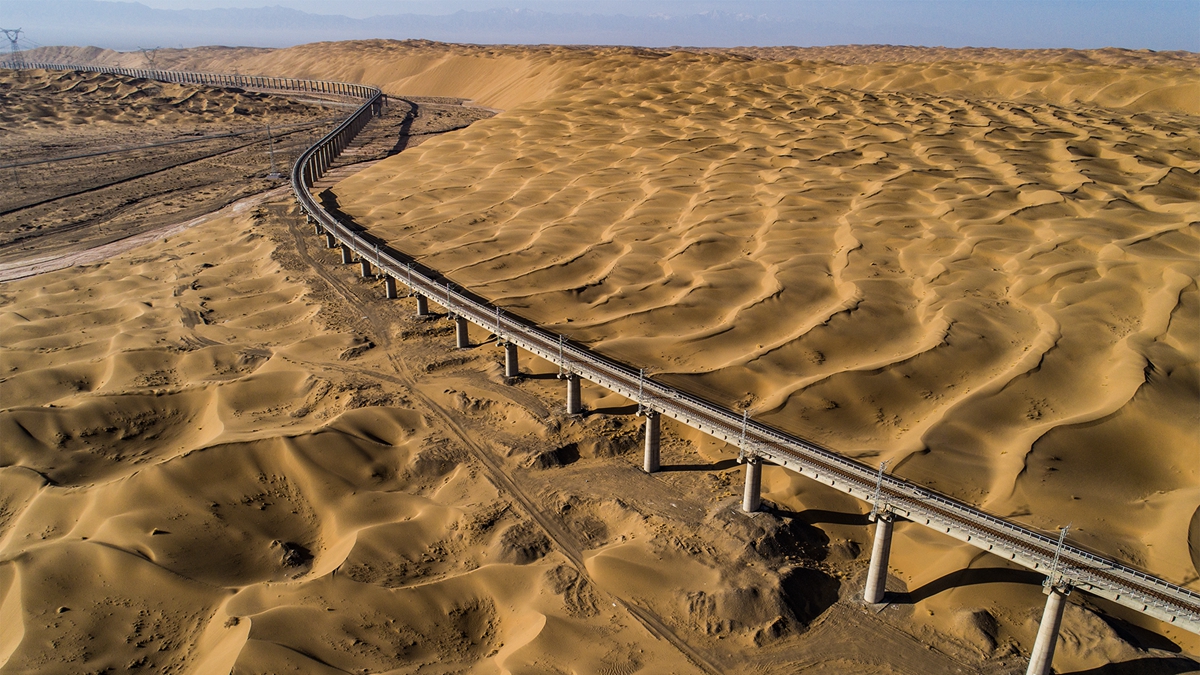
[138,46,160,69]
[1,28,24,68]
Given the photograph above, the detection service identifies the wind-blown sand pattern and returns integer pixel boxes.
[332,58,1200,590]
[27,41,1200,115]
[0,68,336,266]
[6,202,1065,675]
[3,42,1199,672]
[0,68,309,129]
[0,208,740,674]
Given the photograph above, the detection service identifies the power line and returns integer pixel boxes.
[138,46,161,69]
[1,28,24,68]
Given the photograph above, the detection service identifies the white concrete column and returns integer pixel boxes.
[643,411,661,473]
[742,456,762,512]
[340,244,353,265]
[324,232,337,249]
[415,294,430,316]
[360,259,372,278]
[504,342,519,379]
[455,316,470,349]
[565,373,582,415]
[384,276,398,299]
[1026,585,1070,675]
[864,512,895,604]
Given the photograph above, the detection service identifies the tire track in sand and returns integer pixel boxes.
[280,205,722,675]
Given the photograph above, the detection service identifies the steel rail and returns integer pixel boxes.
[0,122,328,218]
[283,80,1200,634]
[7,61,377,98]
[0,117,340,170]
[13,61,1196,634]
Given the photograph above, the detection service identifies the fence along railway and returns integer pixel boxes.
[0,119,329,219]
[12,61,1199,674]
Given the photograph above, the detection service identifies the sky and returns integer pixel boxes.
[142,0,840,14]
[5,0,1199,51]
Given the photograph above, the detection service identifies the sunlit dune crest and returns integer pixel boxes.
[1,40,1198,674]
[331,46,1200,588]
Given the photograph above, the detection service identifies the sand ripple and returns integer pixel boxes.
[0,69,306,130]
[336,77,1200,585]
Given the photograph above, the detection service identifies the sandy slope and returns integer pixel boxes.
[331,52,1200,596]
[27,41,1200,115]
[2,41,1198,672]
[0,68,312,130]
[2,202,1084,675]
[0,207,712,674]
[0,68,336,266]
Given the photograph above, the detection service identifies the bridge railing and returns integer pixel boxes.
[17,61,1193,631]
[290,88,1200,630]
[4,61,378,99]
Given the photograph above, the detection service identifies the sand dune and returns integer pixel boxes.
[0,207,716,673]
[0,68,311,130]
[2,202,1046,673]
[331,53,1200,596]
[708,45,1200,68]
[3,41,1198,672]
[27,40,1200,116]
[0,68,335,269]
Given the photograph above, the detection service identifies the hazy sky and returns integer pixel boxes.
[144,0,828,12]
[130,0,1200,22]
[132,1,1200,49]
[6,0,1199,51]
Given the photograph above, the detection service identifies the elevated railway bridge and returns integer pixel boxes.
[13,61,1198,675]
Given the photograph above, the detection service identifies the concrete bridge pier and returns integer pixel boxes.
[325,232,337,248]
[564,373,582,415]
[340,244,353,265]
[360,259,372,278]
[503,342,519,379]
[1026,584,1071,675]
[415,294,430,316]
[741,455,762,512]
[454,316,470,349]
[384,276,398,299]
[642,411,661,473]
[864,511,895,604]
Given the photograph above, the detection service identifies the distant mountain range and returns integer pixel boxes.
[3,0,1197,52]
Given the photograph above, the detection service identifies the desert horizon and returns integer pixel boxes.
[1,34,1198,675]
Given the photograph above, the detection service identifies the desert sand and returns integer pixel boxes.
[0,68,336,267]
[327,42,1199,585]
[2,41,1198,673]
[0,68,492,274]
[2,198,1027,675]
[27,41,1200,115]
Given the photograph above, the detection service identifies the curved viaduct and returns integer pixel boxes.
[16,61,1200,675]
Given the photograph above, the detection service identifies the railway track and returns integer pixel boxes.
[0,121,330,219]
[311,183,1200,633]
[281,73,1200,635]
[0,117,340,171]
[13,60,1198,637]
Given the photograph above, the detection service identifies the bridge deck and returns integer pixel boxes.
[20,61,1195,635]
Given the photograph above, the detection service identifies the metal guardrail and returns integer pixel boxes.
[14,62,1197,634]
[286,78,1200,634]
[7,61,376,98]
